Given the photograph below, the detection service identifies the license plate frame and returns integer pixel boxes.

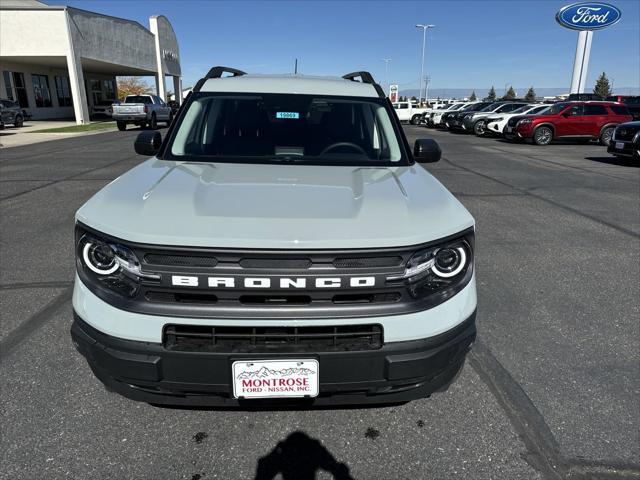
[232,359,319,399]
[615,141,625,150]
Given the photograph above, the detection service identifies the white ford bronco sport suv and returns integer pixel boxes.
[71,67,477,406]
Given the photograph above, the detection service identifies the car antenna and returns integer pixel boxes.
[294,58,298,74]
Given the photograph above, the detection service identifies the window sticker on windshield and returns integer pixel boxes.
[276,112,300,119]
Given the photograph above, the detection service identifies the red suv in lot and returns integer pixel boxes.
[505,102,633,146]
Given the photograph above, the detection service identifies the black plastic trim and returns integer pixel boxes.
[71,309,476,406]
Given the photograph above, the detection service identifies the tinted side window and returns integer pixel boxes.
[584,105,607,115]
[568,105,584,116]
[610,105,630,115]
[399,104,409,109]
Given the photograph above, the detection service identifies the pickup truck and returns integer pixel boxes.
[112,94,173,131]
[71,67,477,407]
[392,102,429,125]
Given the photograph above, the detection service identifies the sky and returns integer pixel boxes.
[47,0,639,94]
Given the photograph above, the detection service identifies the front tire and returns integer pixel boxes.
[473,121,486,136]
[167,112,173,126]
[116,121,126,131]
[148,114,158,130]
[533,126,553,146]
[14,114,24,128]
[410,114,421,125]
[599,127,614,146]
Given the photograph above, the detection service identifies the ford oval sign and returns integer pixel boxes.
[556,2,622,30]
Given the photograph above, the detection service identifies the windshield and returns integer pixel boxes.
[168,93,405,166]
[547,102,570,114]
[480,102,501,112]
[531,105,550,114]
[512,105,533,114]
[464,102,490,112]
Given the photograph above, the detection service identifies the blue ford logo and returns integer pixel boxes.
[556,2,622,30]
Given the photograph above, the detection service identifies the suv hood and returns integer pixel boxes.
[76,159,474,249]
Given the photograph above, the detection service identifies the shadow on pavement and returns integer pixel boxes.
[584,156,639,167]
[254,431,354,480]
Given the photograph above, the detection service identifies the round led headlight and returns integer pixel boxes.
[82,241,118,275]
[432,247,466,278]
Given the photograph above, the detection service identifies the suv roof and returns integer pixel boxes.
[196,66,383,98]
[200,73,379,98]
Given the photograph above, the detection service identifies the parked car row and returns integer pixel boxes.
[416,98,638,160]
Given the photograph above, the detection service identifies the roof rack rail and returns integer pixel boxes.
[342,71,376,84]
[206,66,247,79]
[193,66,247,92]
[342,71,386,99]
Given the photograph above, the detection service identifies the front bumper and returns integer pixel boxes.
[607,139,639,159]
[461,117,476,131]
[71,310,476,406]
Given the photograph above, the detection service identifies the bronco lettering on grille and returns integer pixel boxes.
[170,276,376,289]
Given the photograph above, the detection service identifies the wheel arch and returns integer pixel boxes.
[533,122,556,136]
[599,123,618,136]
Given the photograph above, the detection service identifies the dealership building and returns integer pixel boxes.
[0,0,181,124]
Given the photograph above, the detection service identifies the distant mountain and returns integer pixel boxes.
[396,86,639,100]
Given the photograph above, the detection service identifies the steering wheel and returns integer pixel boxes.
[320,142,367,156]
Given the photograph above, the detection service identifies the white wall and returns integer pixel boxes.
[0,9,69,57]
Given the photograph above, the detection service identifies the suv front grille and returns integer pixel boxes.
[615,127,639,142]
[145,253,218,267]
[163,324,383,353]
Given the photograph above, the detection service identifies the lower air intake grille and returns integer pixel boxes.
[163,324,383,353]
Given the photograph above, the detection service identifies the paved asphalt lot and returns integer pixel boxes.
[1,125,638,480]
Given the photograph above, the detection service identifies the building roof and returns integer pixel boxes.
[0,0,55,7]
[200,74,379,98]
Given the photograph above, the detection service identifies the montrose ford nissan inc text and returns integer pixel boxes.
[71,67,477,406]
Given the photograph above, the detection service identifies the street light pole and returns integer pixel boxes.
[381,58,391,96]
[425,75,431,105]
[416,24,435,105]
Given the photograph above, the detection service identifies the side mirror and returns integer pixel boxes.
[134,131,162,156]
[414,139,441,163]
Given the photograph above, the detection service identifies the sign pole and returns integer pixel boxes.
[569,29,593,94]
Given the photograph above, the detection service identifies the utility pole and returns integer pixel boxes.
[381,58,391,96]
[415,24,435,105]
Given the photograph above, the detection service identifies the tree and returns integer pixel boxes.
[485,86,496,101]
[524,87,537,102]
[469,91,477,101]
[593,72,612,98]
[410,96,417,102]
[501,86,517,100]
[116,76,152,100]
